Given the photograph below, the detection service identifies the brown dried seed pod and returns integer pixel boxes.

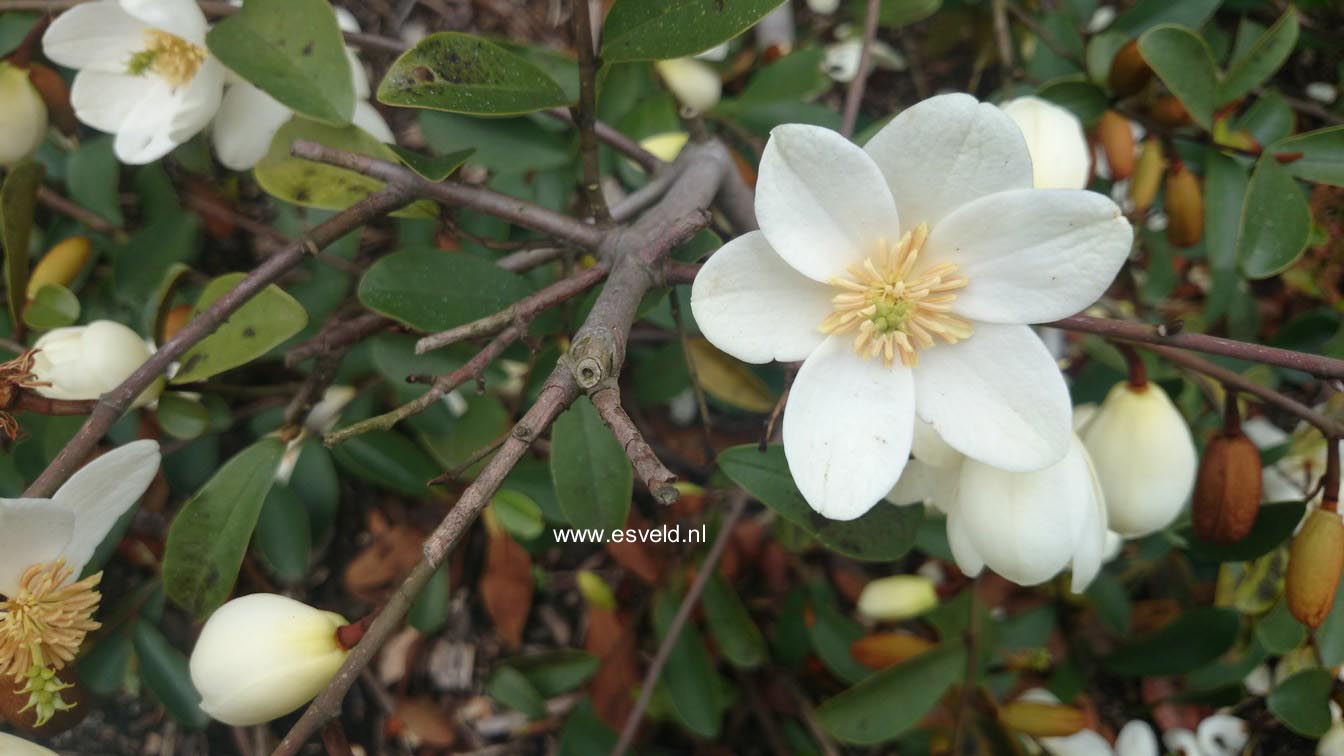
[1192,430,1263,543]
[1097,110,1136,180]
[1130,138,1166,213]
[1164,163,1204,248]
[1108,40,1153,98]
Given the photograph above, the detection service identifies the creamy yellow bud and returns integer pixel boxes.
[1164,163,1204,248]
[850,631,934,669]
[31,320,163,406]
[0,732,58,755]
[0,62,47,165]
[654,58,722,113]
[26,236,91,301]
[855,575,937,621]
[1129,138,1166,213]
[1286,509,1344,628]
[639,132,689,164]
[577,569,616,611]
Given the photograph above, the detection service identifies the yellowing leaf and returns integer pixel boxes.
[686,338,775,413]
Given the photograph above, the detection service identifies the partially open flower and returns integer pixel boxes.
[189,593,350,726]
[0,61,48,165]
[654,58,722,114]
[31,320,163,406]
[856,575,937,621]
[999,96,1090,190]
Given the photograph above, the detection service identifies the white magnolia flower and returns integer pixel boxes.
[0,733,58,756]
[31,320,163,406]
[654,58,722,114]
[1243,411,1344,504]
[42,0,225,164]
[1022,689,1157,756]
[822,36,906,83]
[856,574,937,621]
[275,385,357,484]
[691,93,1132,519]
[190,593,350,725]
[1195,714,1248,756]
[0,62,48,165]
[0,440,160,597]
[1081,381,1197,537]
[891,424,1109,591]
[1000,96,1091,190]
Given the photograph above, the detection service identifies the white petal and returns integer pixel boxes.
[1116,721,1159,756]
[922,188,1132,324]
[353,101,394,144]
[1041,730,1117,756]
[756,124,901,282]
[886,458,942,506]
[782,336,914,520]
[107,77,180,163]
[690,230,832,363]
[42,2,148,73]
[1242,416,1289,449]
[119,0,207,44]
[864,93,1033,228]
[69,70,152,134]
[1196,714,1248,756]
[347,46,370,99]
[52,440,161,578]
[914,323,1071,471]
[0,499,75,597]
[168,57,225,143]
[944,507,985,578]
[213,81,291,171]
[0,732,60,756]
[911,418,962,468]
[1163,729,1200,756]
[1070,444,1110,592]
[1000,96,1091,190]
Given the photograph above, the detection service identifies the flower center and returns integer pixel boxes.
[127,29,206,89]
[818,223,972,367]
[0,561,102,682]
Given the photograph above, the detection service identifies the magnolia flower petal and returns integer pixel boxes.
[110,78,183,163]
[782,336,914,520]
[1070,446,1110,593]
[213,81,291,171]
[1000,96,1091,190]
[944,508,985,578]
[1040,729,1117,756]
[914,323,1071,471]
[923,188,1132,324]
[690,230,832,363]
[0,499,75,597]
[1197,714,1248,756]
[0,733,59,756]
[911,418,962,468]
[42,1,147,73]
[864,93,1032,228]
[68,70,155,134]
[347,46,371,99]
[120,0,208,44]
[887,458,942,506]
[168,57,226,143]
[353,101,395,144]
[756,124,901,282]
[1115,720,1159,756]
[52,440,161,578]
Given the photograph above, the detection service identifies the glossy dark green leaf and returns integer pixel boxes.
[490,489,544,541]
[290,438,340,543]
[420,112,574,176]
[390,146,474,181]
[253,484,312,584]
[1112,0,1221,37]
[486,666,548,719]
[1181,501,1304,562]
[330,429,442,496]
[1268,669,1333,737]
[155,393,211,440]
[1,158,42,328]
[1255,599,1307,655]
[507,650,600,697]
[1237,155,1311,279]
[817,641,965,745]
[806,597,869,684]
[408,562,452,635]
[173,273,308,383]
[702,572,766,669]
[558,700,618,756]
[78,622,133,698]
[133,620,210,729]
[653,589,726,738]
[1202,149,1250,320]
[206,0,354,124]
[163,439,285,617]
[1316,577,1344,667]
[1217,7,1298,105]
[115,215,198,308]
[602,0,786,62]
[1104,607,1240,676]
[872,0,942,28]
[717,444,920,561]
[378,33,570,114]
[358,247,533,332]
[65,136,123,225]
[22,283,78,330]
[1137,25,1218,128]
[550,397,632,532]
[1085,569,1131,634]
[1274,126,1344,187]
[1037,77,1109,125]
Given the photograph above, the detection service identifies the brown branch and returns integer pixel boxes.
[23,186,414,498]
[589,383,678,504]
[839,0,881,138]
[281,353,342,436]
[493,246,567,272]
[36,187,126,242]
[8,391,98,416]
[609,493,748,756]
[546,108,663,174]
[570,0,612,223]
[286,312,394,367]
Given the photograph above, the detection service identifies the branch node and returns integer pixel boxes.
[565,328,621,390]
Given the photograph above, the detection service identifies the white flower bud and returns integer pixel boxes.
[1163,728,1200,756]
[654,58,722,114]
[808,0,842,14]
[856,575,937,621]
[1115,720,1159,756]
[1000,96,1091,190]
[31,320,163,406]
[1320,721,1344,756]
[1083,382,1197,537]
[639,131,689,164]
[0,62,48,166]
[0,732,58,755]
[1196,714,1248,756]
[189,593,349,726]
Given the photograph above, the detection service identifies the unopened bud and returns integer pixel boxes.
[1150,95,1192,128]
[856,575,937,621]
[0,61,47,165]
[576,569,616,611]
[654,58,722,114]
[850,631,934,669]
[1285,509,1344,628]
[1193,403,1262,544]
[1097,110,1135,180]
[639,132,689,164]
[998,700,1088,737]
[26,236,90,300]
[31,320,163,406]
[1129,138,1166,213]
[1164,163,1204,247]
[1107,40,1152,97]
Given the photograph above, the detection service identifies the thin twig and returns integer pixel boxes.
[36,186,126,242]
[840,0,881,138]
[546,109,663,174]
[588,383,678,504]
[286,312,394,367]
[570,0,612,223]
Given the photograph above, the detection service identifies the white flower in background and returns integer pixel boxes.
[856,574,937,621]
[1321,720,1344,756]
[275,385,357,484]
[0,733,58,756]
[0,62,48,165]
[890,424,1108,591]
[42,0,225,164]
[691,93,1132,519]
[1021,689,1158,756]
[822,24,906,83]
[1081,381,1197,537]
[190,593,350,725]
[807,0,842,14]
[212,8,393,170]
[1195,714,1248,756]
[1000,96,1091,190]
[31,320,163,407]
[1306,82,1339,105]
[654,57,722,114]
[1087,6,1118,33]
[694,42,730,62]
[1243,408,1344,504]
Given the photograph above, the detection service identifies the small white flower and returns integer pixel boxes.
[1022,689,1158,756]
[1243,412,1344,504]
[808,0,842,14]
[0,440,161,598]
[855,574,937,621]
[42,0,226,164]
[1115,720,1160,756]
[1082,382,1197,537]
[1320,721,1344,756]
[654,58,722,114]
[1000,96,1091,190]
[821,37,907,83]
[0,733,58,755]
[0,62,48,165]
[1196,714,1247,756]
[692,94,1132,519]
[189,593,350,726]
[1087,6,1118,33]
[1306,82,1339,105]
[31,320,163,406]
[1163,728,1201,755]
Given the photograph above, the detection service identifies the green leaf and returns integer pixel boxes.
[1181,501,1304,562]
[134,620,210,730]
[602,0,786,62]
[155,393,211,440]
[807,596,869,684]
[377,33,570,115]
[330,429,442,496]
[173,272,308,383]
[115,215,198,308]
[358,247,533,332]
[254,116,435,218]
[1274,126,1344,187]
[559,700,619,756]
[1316,577,1344,667]
[1037,77,1109,125]
[205,0,354,124]
[1,158,42,328]
[717,444,920,561]
[420,112,574,176]
[253,484,312,584]
[163,439,285,618]
[65,136,124,225]
[490,490,544,541]
[507,651,600,697]
[1202,149,1250,320]
[1268,669,1334,738]
[1112,0,1222,37]
[486,666,548,719]
[390,146,474,181]
[550,397,632,531]
[816,641,965,745]
[1217,7,1298,106]
[1104,607,1240,676]
[1237,155,1311,279]
[653,589,726,738]
[1137,25,1219,128]
[22,283,79,330]
[873,0,942,28]
[702,572,766,669]
[1255,599,1307,655]
[409,562,452,635]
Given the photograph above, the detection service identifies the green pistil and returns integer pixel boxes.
[126,49,157,76]
[869,299,912,335]
[16,653,75,727]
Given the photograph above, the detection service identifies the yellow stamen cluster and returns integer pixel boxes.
[0,561,102,680]
[127,29,205,89]
[819,223,972,367]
